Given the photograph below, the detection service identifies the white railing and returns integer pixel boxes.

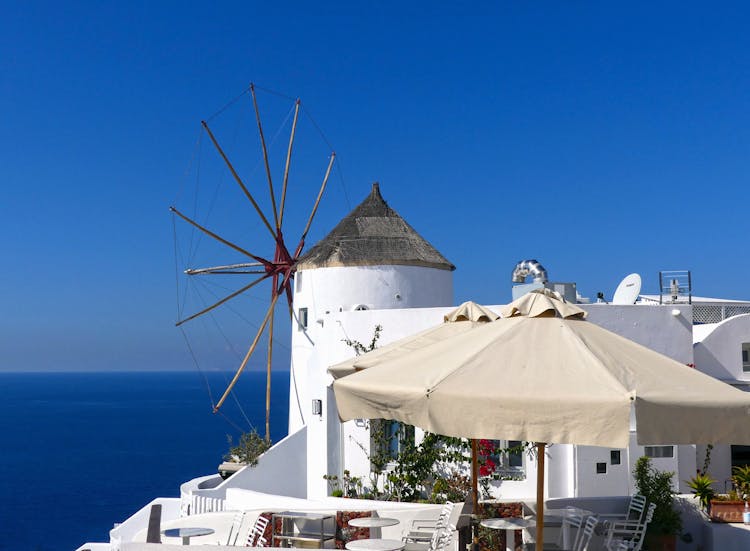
[180,473,224,516]
[694,304,750,323]
[189,494,226,515]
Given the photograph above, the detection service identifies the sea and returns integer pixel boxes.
[0,371,290,551]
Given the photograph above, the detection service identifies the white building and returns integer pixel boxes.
[91,183,750,550]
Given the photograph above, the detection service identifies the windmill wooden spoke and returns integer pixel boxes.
[188,270,267,275]
[176,273,272,326]
[185,262,265,275]
[170,206,272,267]
[278,99,300,229]
[201,120,276,239]
[214,292,281,412]
[265,303,275,442]
[295,152,336,256]
[250,84,280,231]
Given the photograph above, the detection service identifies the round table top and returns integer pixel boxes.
[162,527,215,538]
[345,538,406,551]
[348,517,400,528]
[480,517,533,530]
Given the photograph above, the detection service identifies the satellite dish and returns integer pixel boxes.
[612,273,642,305]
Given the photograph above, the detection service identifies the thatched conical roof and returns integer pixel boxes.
[296,183,455,271]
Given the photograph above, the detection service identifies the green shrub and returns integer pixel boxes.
[224,429,270,466]
[634,456,682,536]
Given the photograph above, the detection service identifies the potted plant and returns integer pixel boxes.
[686,472,715,515]
[634,456,682,551]
[219,429,270,479]
[710,465,750,522]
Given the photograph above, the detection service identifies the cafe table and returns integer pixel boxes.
[162,526,215,545]
[345,538,406,551]
[480,517,533,551]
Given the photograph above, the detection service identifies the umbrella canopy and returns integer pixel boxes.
[333,289,750,448]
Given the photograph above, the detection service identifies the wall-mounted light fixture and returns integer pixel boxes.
[312,399,323,417]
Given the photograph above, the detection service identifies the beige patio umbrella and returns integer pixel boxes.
[332,289,750,549]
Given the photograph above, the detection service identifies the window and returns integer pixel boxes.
[610,450,621,465]
[298,307,308,330]
[731,445,750,468]
[295,272,302,293]
[506,440,524,468]
[483,440,525,475]
[742,343,750,372]
[370,420,414,463]
[644,446,674,458]
[596,462,607,474]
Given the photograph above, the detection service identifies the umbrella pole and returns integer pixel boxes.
[471,439,479,512]
[471,439,479,550]
[536,442,546,551]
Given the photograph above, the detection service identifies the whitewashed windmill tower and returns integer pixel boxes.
[289,182,455,497]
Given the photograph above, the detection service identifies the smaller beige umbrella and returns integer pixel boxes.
[329,301,499,378]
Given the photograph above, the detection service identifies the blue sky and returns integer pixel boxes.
[3,2,750,372]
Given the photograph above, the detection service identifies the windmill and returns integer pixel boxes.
[171,84,336,442]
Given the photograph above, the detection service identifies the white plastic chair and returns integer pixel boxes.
[435,524,454,551]
[547,511,591,551]
[574,516,598,551]
[603,502,656,551]
[224,511,246,546]
[599,495,647,524]
[559,513,586,551]
[246,515,270,547]
[405,521,454,551]
[525,516,597,551]
[402,501,454,545]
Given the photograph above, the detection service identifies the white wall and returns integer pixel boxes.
[676,445,698,494]
[696,444,734,493]
[341,420,375,488]
[574,445,630,497]
[192,426,308,505]
[694,313,750,382]
[290,265,453,433]
[583,303,694,363]
[291,264,453,499]
[546,444,574,498]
